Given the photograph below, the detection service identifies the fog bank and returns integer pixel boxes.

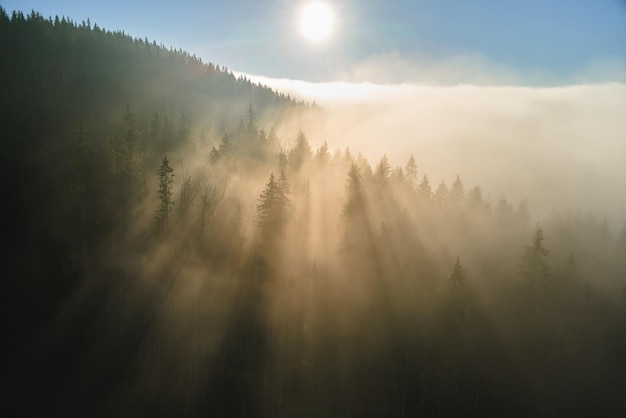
[246,74,626,227]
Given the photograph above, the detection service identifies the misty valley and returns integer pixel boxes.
[2,10,626,418]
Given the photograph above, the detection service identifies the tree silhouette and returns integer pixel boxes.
[446,256,470,326]
[521,227,550,291]
[405,154,418,192]
[465,186,484,212]
[246,102,257,132]
[289,130,312,172]
[276,148,289,173]
[256,172,291,244]
[315,141,330,166]
[448,175,465,209]
[418,174,432,201]
[341,164,370,257]
[68,119,95,199]
[374,154,391,188]
[434,180,449,206]
[449,257,469,300]
[154,156,174,231]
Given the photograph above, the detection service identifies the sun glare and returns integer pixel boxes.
[300,2,334,42]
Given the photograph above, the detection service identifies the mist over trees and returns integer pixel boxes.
[2,9,626,418]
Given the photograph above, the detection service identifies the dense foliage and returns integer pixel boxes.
[3,9,626,417]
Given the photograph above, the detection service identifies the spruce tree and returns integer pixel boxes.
[418,175,432,201]
[521,227,551,291]
[447,256,470,325]
[449,257,469,300]
[374,154,391,186]
[341,164,369,256]
[154,156,175,231]
[449,175,465,209]
[256,172,291,243]
[315,141,330,166]
[405,154,418,192]
[246,102,257,132]
[434,180,449,206]
[68,119,95,198]
[289,130,312,172]
[277,148,289,173]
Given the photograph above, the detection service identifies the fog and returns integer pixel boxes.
[6,12,626,416]
[244,73,626,228]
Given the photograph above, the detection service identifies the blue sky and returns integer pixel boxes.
[2,0,625,84]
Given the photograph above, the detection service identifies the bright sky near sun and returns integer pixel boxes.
[1,0,625,84]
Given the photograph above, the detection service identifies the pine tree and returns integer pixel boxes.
[418,175,432,201]
[256,172,291,242]
[343,147,354,168]
[198,179,223,247]
[434,180,449,206]
[315,141,330,166]
[448,175,465,209]
[466,186,484,212]
[449,257,468,298]
[390,167,405,187]
[342,164,365,221]
[374,154,391,186]
[341,164,369,256]
[521,227,550,291]
[154,156,175,231]
[496,197,514,225]
[267,127,278,149]
[122,105,140,177]
[104,107,142,212]
[106,106,140,178]
[277,170,291,209]
[447,257,470,322]
[289,130,312,172]
[405,154,418,192]
[68,119,95,198]
[219,133,231,155]
[177,158,195,219]
[276,148,289,173]
[356,153,373,181]
[246,102,257,132]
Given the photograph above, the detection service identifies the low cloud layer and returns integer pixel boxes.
[338,53,626,86]
[244,72,626,227]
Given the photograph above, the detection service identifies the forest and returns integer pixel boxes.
[2,9,626,418]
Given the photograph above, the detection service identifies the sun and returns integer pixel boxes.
[300,2,334,42]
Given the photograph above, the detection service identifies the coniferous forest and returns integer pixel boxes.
[2,9,626,417]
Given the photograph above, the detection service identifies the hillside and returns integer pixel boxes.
[2,9,626,418]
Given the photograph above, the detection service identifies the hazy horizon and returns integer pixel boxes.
[4,5,626,417]
[238,72,626,229]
